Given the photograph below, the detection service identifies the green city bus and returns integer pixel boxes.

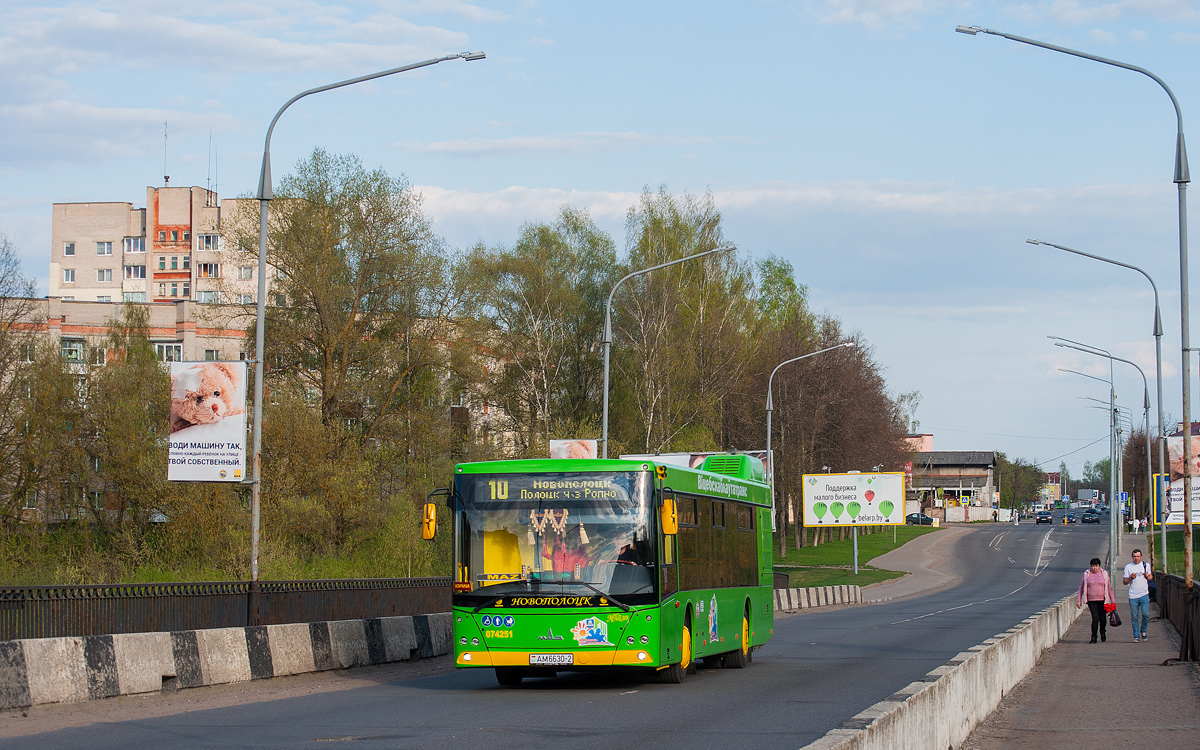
[424,454,775,685]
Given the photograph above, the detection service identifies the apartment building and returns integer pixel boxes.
[50,186,264,306]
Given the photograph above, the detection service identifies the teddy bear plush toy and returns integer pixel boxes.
[170,362,244,434]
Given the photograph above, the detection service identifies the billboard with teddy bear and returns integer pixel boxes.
[167,361,248,482]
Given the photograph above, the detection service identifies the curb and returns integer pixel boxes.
[799,594,1082,750]
[774,585,862,612]
[0,613,451,710]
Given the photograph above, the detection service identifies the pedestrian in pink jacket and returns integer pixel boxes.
[1077,557,1115,643]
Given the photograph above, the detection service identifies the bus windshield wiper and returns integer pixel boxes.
[573,580,631,611]
[472,594,505,612]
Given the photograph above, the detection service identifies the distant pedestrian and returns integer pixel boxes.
[1077,557,1115,643]
[1123,549,1153,642]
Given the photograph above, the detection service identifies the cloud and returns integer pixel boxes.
[0,100,239,166]
[399,131,736,156]
[1007,0,1199,26]
[1087,28,1117,42]
[527,35,556,46]
[1171,31,1200,43]
[812,1,966,29]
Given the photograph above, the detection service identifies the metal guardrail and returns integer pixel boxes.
[0,577,451,641]
[1155,573,1198,661]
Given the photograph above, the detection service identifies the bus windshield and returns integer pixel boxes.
[455,471,656,599]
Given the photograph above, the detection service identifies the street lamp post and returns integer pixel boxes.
[1059,342,1157,568]
[1055,336,1119,570]
[1027,239,1168,568]
[958,23,1191,585]
[765,341,856,548]
[599,245,736,459]
[249,52,485,610]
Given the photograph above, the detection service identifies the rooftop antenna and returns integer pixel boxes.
[163,121,169,187]
[206,128,212,194]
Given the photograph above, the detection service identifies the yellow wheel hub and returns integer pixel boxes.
[741,614,750,656]
[681,623,692,669]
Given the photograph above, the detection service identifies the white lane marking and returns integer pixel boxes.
[888,528,1054,625]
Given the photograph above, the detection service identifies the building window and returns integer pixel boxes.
[96,269,112,282]
[154,343,182,362]
[158,283,166,297]
[124,265,146,279]
[96,241,112,256]
[170,256,178,270]
[197,263,220,278]
[21,491,36,510]
[158,231,166,241]
[197,290,220,304]
[170,230,178,241]
[91,347,108,365]
[272,293,286,307]
[182,282,190,298]
[64,242,75,256]
[158,256,166,270]
[236,293,254,305]
[123,237,145,254]
[275,267,288,280]
[124,292,146,303]
[204,349,220,361]
[170,282,178,297]
[182,255,190,270]
[61,339,84,362]
[237,266,253,280]
[63,268,75,283]
[182,231,190,241]
[19,343,35,362]
[96,296,110,303]
[198,234,218,251]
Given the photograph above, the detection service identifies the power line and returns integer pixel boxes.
[1034,435,1110,468]
[923,425,1096,441]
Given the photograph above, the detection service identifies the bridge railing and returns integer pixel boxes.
[1154,573,1198,661]
[0,577,451,641]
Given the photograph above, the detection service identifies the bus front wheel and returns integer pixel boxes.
[495,667,524,686]
[659,614,693,684]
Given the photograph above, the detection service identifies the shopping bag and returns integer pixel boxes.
[1108,609,1122,628]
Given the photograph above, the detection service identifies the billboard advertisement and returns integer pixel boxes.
[550,440,597,459]
[168,361,248,482]
[1164,436,1200,524]
[801,472,905,526]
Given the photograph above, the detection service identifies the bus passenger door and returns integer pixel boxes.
[660,491,678,597]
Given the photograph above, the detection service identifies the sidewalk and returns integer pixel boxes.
[962,599,1200,750]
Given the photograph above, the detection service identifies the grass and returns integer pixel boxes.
[1146,528,1200,576]
[771,524,944,589]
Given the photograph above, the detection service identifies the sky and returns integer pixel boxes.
[3,0,1200,477]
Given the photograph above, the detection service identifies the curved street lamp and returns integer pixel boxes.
[599,245,736,459]
[248,52,486,599]
[1057,340,1159,570]
[959,23,1192,585]
[765,341,856,538]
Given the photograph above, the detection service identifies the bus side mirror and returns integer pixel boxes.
[660,496,678,536]
[422,502,437,540]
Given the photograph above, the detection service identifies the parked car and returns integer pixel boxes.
[1035,511,1053,524]
[1064,512,1077,524]
[1081,510,1101,524]
[906,512,934,526]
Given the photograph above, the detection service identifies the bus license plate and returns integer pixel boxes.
[529,653,573,666]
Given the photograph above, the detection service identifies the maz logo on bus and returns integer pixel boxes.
[488,480,509,500]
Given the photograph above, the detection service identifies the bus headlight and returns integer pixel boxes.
[460,637,467,645]
[627,636,635,645]
[637,652,648,661]
[640,635,649,644]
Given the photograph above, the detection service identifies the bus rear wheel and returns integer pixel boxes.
[723,609,750,669]
[495,667,524,686]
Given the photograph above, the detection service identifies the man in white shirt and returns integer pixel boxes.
[1122,549,1152,642]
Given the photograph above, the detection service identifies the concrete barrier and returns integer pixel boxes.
[0,613,452,710]
[801,594,1082,750]
[774,585,863,612]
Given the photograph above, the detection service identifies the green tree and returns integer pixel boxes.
[465,207,618,454]
[613,188,758,452]
[1082,458,1111,490]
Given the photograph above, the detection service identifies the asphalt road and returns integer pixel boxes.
[3,521,1109,750]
